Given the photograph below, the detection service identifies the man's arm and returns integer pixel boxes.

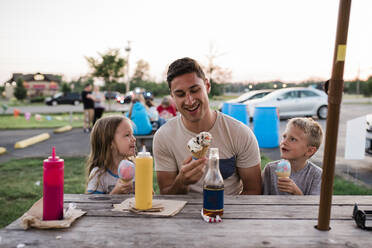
[157,156,206,195]
[238,163,262,195]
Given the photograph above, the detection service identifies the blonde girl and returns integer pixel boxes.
[86,115,136,194]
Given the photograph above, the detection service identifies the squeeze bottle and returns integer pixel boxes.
[43,147,64,220]
[135,146,153,210]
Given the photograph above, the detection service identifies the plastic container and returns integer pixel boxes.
[135,147,153,210]
[43,147,64,220]
[253,106,279,148]
[221,102,231,115]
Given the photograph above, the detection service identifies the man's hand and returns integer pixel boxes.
[157,156,207,194]
[277,177,303,195]
[177,156,207,186]
[110,179,134,195]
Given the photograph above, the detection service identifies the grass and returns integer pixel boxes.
[1,155,372,228]
[0,112,122,129]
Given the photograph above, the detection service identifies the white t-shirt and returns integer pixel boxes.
[153,111,260,195]
[87,167,119,194]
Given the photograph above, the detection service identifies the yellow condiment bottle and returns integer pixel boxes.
[135,148,153,210]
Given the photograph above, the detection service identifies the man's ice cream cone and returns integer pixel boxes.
[188,132,212,159]
[191,145,210,159]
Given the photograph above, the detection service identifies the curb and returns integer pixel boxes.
[0,147,6,155]
[14,133,50,149]
[54,125,73,133]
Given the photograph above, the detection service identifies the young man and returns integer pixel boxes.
[81,83,94,133]
[153,57,262,195]
[262,117,323,195]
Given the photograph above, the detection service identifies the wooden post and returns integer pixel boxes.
[317,0,352,231]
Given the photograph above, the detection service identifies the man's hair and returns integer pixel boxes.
[166,57,206,88]
[287,117,323,149]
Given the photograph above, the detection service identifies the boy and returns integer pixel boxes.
[262,117,323,195]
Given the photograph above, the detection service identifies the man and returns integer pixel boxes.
[153,57,262,195]
[81,83,94,133]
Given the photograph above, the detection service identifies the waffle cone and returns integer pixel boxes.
[120,178,132,184]
[192,145,209,159]
[275,171,290,178]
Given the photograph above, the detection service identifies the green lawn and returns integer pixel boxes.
[0,112,123,129]
[1,156,372,228]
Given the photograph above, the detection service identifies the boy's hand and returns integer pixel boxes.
[177,156,207,186]
[277,177,303,195]
[110,179,134,194]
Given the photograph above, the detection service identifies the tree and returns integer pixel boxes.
[14,78,27,101]
[61,82,71,94]
[132,59,151,82]
[86,49,126,93]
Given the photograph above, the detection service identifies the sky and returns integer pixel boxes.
[0,0,371,85]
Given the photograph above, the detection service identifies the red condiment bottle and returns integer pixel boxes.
[43,147,64,220]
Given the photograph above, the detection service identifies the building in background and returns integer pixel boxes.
[3,73,61,99]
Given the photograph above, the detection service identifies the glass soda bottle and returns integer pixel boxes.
[203,147,224,217]
[43,147,64,220]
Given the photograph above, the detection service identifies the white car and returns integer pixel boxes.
[218,89,273,111]
[243,87,328,120]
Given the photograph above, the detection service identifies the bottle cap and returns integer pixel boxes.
[137,145,151,157]
[44,147,64,165]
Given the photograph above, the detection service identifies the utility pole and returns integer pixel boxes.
[125,40,131,93]
[317,0,352,231]
[356,65,360,95]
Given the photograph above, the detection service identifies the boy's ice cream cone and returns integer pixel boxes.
[187,132,212,159]
[275,159,291,178]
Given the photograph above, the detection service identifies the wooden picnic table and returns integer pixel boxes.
[1,194,372,247]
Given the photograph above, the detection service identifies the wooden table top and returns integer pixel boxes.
[1,194,372,248]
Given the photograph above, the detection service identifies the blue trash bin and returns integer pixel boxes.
[221,102,231,114]
[253,106,279,148]
[226,103,248,125]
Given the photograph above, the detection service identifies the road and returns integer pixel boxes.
[0,102,371,187]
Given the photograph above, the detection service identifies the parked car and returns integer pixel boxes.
[45,92,81,106]
[104,91,120,100]
[218,89,273,111]
[117,88,153,104]
[243,87,328,120]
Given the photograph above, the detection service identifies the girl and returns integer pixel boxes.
[86,115,136,194]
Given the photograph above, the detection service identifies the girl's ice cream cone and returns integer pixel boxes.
[275,159,291,178]
[118,160,135,183]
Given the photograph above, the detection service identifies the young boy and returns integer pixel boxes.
[262,117,323,195]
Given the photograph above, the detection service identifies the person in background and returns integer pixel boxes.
[86,116,136,194]
[127,94,153,135]
[91,85,105,125]
[262,117,323,195]
[153,57,262,195]
[81,83,94,133]
[145,98,166,130]
[156,96,177,120]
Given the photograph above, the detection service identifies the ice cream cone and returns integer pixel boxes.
[192,145,210,159]
[275,171,291,178]
[120,178,132,184]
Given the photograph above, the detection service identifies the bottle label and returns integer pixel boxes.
[203,188,224,211]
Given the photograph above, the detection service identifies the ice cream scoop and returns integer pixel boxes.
[275,159,291,178]
[187,132,212,159]
[118,160,135,183]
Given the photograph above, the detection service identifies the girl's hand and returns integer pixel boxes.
[110,179,134,194]
[277,177,303,195]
